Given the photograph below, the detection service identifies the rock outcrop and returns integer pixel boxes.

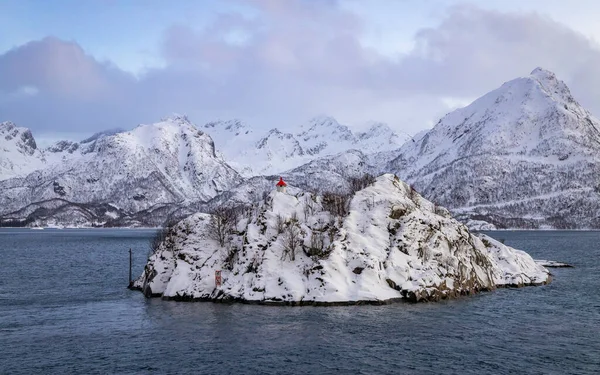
[134,174,549,304]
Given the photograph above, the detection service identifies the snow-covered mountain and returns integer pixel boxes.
[388,68,600,229]
[195,149,383,213]
[4,68,600,229]
[0,116,242,227]
[0,121,46,179]
[203,116,408,177]
[0,122,128,181]
[133,174,549,303]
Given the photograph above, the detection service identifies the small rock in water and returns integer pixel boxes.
[535,260,574,268]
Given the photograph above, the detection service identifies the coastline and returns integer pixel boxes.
[130,278,551,305]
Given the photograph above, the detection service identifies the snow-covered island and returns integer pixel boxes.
[133,174,550,304]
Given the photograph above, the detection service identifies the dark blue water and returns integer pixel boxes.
[0,229,599,374]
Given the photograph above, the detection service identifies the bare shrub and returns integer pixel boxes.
[282,213,301,261]
[275,214,285,235]
[207,206,239,247]
[322,192,351,217]
[307,226,325,257]
[327,217,337,243]
[223,245,239,270]
[349,173,376,194]
[149,218,179,256]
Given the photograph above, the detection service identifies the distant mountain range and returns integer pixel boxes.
[1,68,599,229]
[202,116,407,177]
[0,116,241,227]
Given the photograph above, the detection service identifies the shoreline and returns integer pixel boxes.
[129,278,551,306]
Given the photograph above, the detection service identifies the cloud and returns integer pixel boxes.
[0,37,132,98]
[2,2,600,140]
[393,5,600,99]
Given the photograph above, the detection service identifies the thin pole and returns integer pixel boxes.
[129,248,133,286]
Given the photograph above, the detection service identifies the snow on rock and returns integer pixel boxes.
[0,121,46,180]
[388,68,600,229]
[135,174,549,304]
[534,260,574,268]
[465,219,497,231]
[0,115,242,227]
[203,116,408,177]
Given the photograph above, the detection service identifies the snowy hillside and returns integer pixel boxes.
[388,68,600,229]
[194,150,381,213]
[203,116,408,177]
[0,115,242,227]
[134,174,549,304]
[0,122,127,181]
[0,122,46,179]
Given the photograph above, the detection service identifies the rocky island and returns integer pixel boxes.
[133,174,549,304]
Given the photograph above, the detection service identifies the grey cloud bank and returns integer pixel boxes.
[1,2,600,140]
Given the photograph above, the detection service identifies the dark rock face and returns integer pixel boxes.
[19,130,38,155]
[386,278,399,290]
[1,122,37,155]
[53,181,67,196]
[47,140,79,154]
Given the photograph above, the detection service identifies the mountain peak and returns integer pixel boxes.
[203,119,249,135]
[299,116,354,143]
[0,121,37,155]
[362,122,393,137]
[530,67,557,82]
[309,115,339,126]
[80,128,125,144]
[388,68,600,228]
[160,113,192,125]
[0,121,43,179]
[0,121,17,130]
[528,67,576,106]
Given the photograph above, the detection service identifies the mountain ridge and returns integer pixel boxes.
[202,115,408,177]
[388,67,600,229]
[0,116,242,227]
[2,68,600,229]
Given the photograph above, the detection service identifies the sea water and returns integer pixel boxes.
[0,229,598,374]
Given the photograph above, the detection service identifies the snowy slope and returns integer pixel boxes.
[194,150,381,213]
[0,122,46,179]
[388,68,600,229]
[203,116,408,177]
[134,174,549,303]
[0,123,126,181]
[0,115,242,227]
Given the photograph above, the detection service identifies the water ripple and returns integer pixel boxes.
[0,229,599,374]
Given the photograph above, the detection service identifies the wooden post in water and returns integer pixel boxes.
[128,248,133,288]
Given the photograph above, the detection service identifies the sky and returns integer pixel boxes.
[2,0,600,143]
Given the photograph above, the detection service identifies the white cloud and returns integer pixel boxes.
[2,3,600,138]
